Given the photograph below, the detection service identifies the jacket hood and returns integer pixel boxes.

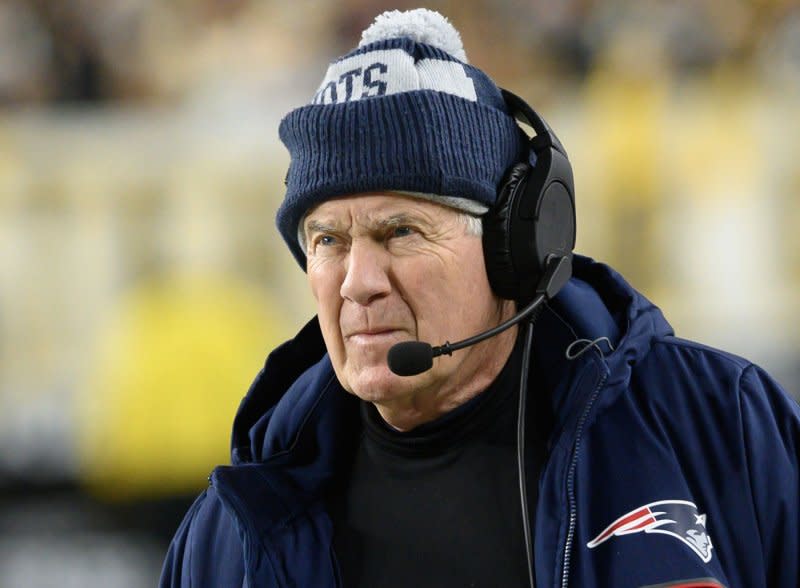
[229,255,673,477]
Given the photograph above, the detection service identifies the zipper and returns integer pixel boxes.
[560,369,608,588]
[330,544,343,588]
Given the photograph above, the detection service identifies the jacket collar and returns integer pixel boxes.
[228,255,673,490]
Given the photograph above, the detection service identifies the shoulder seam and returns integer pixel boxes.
[652,335,753,371]
[736,365,765,549]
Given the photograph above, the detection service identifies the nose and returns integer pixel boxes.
[340,239,391,306]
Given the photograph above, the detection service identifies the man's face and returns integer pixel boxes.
[304,193,511,408]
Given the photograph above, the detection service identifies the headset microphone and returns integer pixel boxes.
[387,255,572,377]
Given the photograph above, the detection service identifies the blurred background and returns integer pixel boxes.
[0,0,798,585]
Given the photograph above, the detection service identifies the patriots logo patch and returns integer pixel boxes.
[587,500,713,563]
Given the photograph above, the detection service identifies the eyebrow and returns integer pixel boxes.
[305,219,337,235]
[376,213,423,229]
[305,213,426,235]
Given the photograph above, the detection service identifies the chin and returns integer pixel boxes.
[342,363,417,404]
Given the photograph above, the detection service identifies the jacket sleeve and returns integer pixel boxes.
[738,364,800,587]
[159,491,209,588]
[159,488,246,588]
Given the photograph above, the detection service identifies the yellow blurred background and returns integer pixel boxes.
[0,0,798,585]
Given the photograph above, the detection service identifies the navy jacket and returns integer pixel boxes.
[160,256,800,588]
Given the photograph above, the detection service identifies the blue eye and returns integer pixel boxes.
[309,234,341,256]
[391,226,414,238]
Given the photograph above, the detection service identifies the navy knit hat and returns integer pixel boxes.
[277,8,527,268]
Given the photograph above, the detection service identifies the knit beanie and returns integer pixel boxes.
[277,8,527,268]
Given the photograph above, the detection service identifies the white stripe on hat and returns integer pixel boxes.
[417,59,477,102]
[311,49,476,105]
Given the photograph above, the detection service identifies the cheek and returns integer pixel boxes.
[394,259,460,329]
[308,266,345,343]
[398,246,494,334]
[308,260,344,304]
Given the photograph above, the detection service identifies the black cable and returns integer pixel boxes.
[432,293,545,358]
[517,314,538,588]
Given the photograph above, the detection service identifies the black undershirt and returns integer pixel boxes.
[329,339,542,588]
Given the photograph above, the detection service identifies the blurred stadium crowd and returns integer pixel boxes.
[0,0,799,586]
[2,0,800,103]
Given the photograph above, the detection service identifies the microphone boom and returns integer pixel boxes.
[385,255,572,377]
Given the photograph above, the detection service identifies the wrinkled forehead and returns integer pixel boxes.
[305,192,449,225]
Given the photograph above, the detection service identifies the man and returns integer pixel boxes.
[160,9,799,588]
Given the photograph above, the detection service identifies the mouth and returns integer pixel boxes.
[345,328,405,344]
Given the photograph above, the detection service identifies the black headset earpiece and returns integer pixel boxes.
[482,89,577,302]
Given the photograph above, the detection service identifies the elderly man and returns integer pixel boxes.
[160,9,799,588]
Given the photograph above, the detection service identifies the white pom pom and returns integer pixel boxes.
[359,8,468,63]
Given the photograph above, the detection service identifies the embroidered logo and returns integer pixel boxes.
[587,500,713,563]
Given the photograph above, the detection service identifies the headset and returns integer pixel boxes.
[482,89,577,303]
[486,90,576,588]
[387,89,577,376]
